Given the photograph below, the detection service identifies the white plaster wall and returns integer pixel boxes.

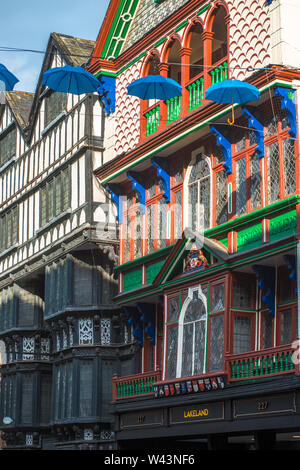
[270,0,300,67]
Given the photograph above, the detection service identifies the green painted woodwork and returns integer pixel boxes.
[197,3,211,15]
[269,210,297,243]
[101,0,140,59]
[219,237,228,248]
[231,351,294,380]
[116,375,159,399]
[188,76,204,111]
[236,223,262,252]
[123,267,142,292]
[166,96,181,124]
[146,259,166,285]
[146,105,160,135]
[209,61,228,85]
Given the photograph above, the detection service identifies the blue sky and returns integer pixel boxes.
[0,0,110,93]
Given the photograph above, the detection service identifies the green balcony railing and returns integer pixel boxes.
[112,370,162,401]
[166,96,181,124]
[228,345,295,381]
[209,60,228,85]
[145,105,160,136]
[188,76,204,112]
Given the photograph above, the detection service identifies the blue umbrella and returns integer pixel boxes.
[0,64,19,91]
[127,75,182,100]
[205,79,260,124]
[42,65,100,95]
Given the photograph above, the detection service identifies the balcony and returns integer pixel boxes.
[112,345,295,402]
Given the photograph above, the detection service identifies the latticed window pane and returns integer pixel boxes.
[233,282,253,308]
[216,171,227,224]
[0,125,16,165]
[134,210,143,259]
[262,314,273,349]
[194,320,206,374]
[234,316,252,354]
[181,323,193,377]
[267,142,280,204]
[199,177,210,230]
[45,92,67,127]
[184,298,205,323]
[211,283,225,312]
[189,156,210,183]
[124,215,131,262]
[79,360,93,417]
[209,314,224,372]
[249,129,258,147]
[235,133,246,153]
[250,153,261,210]
[214,146,225,164]
[174,190,182,240]
[266,115,278,137]
[157,198,167,250]
[189,157,210,231]
[147,181,156,199]
[283,138,296,196]
[166,327,178,379]
[79,318,94,344]
[147,204,155,254]
[188,182,198,231]
[168,297,179,322]
[236,158,247,216]
[280,309,292,345]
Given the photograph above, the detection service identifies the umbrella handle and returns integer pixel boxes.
[227,104,235,125]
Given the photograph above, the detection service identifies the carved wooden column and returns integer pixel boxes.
[179,47,192,116]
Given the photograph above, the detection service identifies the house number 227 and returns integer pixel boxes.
[257,401,268,411]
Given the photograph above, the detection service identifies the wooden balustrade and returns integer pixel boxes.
[187,75,204,112]
[209,60,228,85]
[112,369,162,401]
[166,96,181,124]
[145,105,160,136]
[227,345,295,381]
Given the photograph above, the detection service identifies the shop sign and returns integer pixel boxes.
[170,401,224,425]
[120,408,163,430]
[233,393,296,418]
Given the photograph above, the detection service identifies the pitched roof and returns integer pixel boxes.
[3,91,34,130]
[51,32,95,67]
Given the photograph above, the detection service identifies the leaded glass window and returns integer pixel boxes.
[40,167,70,227]
[44,91,67,128]
[180,293,207,377]
[0,206,18,252]
[235,133,246,153]
[262,314,273,349]
[0,125,16,166]
[209,314,224,372]
[267,142,280,204]
[124,214,131,263]
[147,204,155,254]
[283,138,296,196]
[168,297,179,322]
[233,281,254,309]
[236,158,247,216]
[134,209,143,259]
[250,153,261,210]
[79,360,93,417]
[174,190,182,240]
[188,156,211,231]
[216,171,227,224]
[211,283,225,312]
[157,198,167,249]
[166,327,178,379]
[233,316,252,354]
[280,309,292,345]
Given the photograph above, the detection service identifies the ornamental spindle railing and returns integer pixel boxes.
[112,369,162,401]
[166,96,181,124]
[228,345,295,381]
[188,75,204,112]
[145,105,160,136]
[209,60,228,85]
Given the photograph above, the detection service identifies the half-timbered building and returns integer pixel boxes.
[0,32,128,450]
[90,0,300,450]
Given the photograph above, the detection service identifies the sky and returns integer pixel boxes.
[0,0,111,93]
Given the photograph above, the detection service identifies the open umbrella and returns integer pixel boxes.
[205,79,260,124]
[0,64,19,91]
[42,65,100,95]
[127,75,182,100]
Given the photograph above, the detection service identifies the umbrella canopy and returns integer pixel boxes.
[127,75,182,101]
[205,79,260,124]
[0,64,19,91]
[42,65,100,95]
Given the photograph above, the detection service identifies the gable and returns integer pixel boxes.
[154,230,229,286]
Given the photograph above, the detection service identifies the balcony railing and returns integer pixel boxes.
[188,75,204,112]
[145,105,160,136]
[166,96,181,124]
[227,345,295,381]
[209,60,228,85]
[112,369,162,401]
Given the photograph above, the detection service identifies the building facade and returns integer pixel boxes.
[0,32,132,450]
[90,0,300,450]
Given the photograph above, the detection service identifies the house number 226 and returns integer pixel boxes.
[257,401,268,411]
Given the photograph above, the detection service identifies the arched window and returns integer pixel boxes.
[188,155,211,232]
[177,287,207,377]
[211,7,228,66]
[188,23,204,80]
[167,39,181,85]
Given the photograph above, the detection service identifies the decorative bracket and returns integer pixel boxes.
[151,157,171,203]
[210,125,232,174]
[274,87,297,138]
[137,302,156,345]
[127,171,146,213]
[283,254,297,297]
[105,183,123,224]
[242,108,265,158]
[97,75,116,116]
[252,265,276,317]
[123,306,143,347]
